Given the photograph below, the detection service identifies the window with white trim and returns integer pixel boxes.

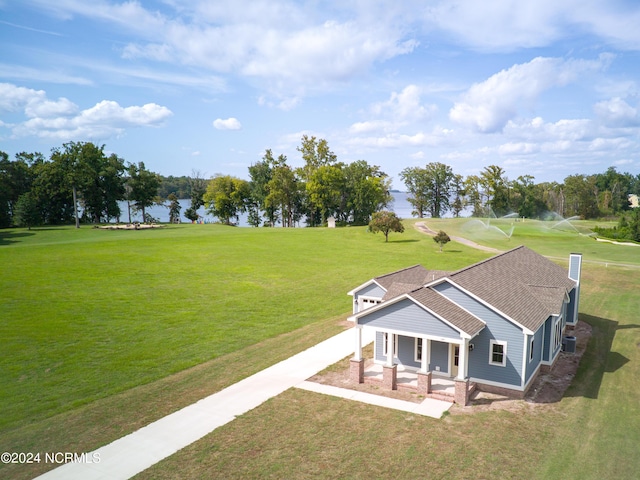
[529,337,534,362]
[554,319,562,350]
[383,333,398,357]
[415,338,423,362]
[489,340,507,366]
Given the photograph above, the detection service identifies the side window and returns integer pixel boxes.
[489,340,507,366]
[529,337,534,362]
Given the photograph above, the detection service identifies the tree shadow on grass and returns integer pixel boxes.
[564,314,634,400]
[389,239,420,244]
[0,230,35,246]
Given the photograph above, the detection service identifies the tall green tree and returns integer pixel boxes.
[184,170,208,223]
[48,142,126,225]
[344,160,391,225]
[595,167,632,215]
[265,157,302,227]
[13,192,40,230]
[464,175,484,217]
[480,165,510,216]
[306,163,345,224]
[0,152,14,227]
[512,175,547,219]
[127,162,161,222]
[451,174,465,218]
[400,166,430,218]
[167,193,181,223]
[248,151,277,227]
[297,135,337,226]
[203,175,249,225]
[424,162,454,218]
[563,174,600,219]
[401,162,454,218]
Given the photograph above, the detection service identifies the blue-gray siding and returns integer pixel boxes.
[398,335,420,368]
[430,340,449,374]
[375,332,420,368]
[525,324,545,384]
[434,281,523,387]
[359,299,461,338]
[356,282,385,299]
[374,333,448,372]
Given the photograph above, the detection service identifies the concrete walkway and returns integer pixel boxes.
[36,327,448,480]
[296,381,451,418]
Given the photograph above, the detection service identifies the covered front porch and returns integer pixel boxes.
[362,362,462,401]
[350,326,475,405]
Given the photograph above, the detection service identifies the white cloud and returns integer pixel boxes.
[450,56,611,133]
[26,0,418,100]
[0,83,172,140]
[349,120,395,134]
[424,0,640,52]
[594,97,640,127]
[213,117,242,130]
[371,85,436,122]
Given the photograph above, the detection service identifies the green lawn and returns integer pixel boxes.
[1,220,638,480]
[0,224,485,432]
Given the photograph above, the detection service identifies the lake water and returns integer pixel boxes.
[116,191,414,226]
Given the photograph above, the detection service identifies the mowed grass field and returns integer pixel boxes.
[1,219,639,479]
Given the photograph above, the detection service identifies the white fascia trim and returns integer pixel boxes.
[438,278,535,335]
[470,377,525,392]
[354,293,475,340]
[372,326,463,345]
[347,279,385,297]
[521,335,530,389]
[350,292,411,324]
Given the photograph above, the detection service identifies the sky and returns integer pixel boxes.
[1,0,640,190]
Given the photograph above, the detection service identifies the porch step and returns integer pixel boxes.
[426,392,455,403]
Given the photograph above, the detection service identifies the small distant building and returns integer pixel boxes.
[629,194,639,208]
[327,216,336,228]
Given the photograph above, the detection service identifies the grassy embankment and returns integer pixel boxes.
[2,219,639,479]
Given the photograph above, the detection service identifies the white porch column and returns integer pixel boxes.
[353,326,362,361]
[386,332,394,367]
[458,338,469,380]
[420,336,428,373]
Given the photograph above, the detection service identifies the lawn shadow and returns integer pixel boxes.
[0,230,35,246]
[389,239,420,244]
[564,314,633,401]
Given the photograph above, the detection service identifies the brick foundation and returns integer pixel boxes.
[417,371,432,395]
[383,365,397,390]
[474,382,526,399]
[454,378,470,406]
[350,358,364,384]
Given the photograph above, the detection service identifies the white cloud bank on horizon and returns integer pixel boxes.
[213,117,242,130]
[0,83,172,140]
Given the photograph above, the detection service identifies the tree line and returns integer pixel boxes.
[401,162,640,220]
[2,137,640,230]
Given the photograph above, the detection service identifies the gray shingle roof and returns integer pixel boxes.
[447,246,576,331]
[408,287,486,337]
[359,245,576,335]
